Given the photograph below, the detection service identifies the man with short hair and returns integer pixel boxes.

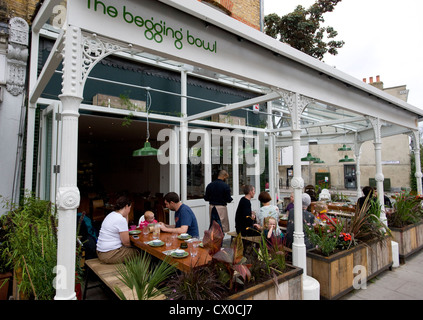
[204,169,233,233]
[159,192,199,237]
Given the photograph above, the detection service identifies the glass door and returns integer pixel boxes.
[344,164,356,190]
[37,102,62,202]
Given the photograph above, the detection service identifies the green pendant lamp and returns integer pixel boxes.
[301,152,317,162]
[313,158,325,164]
[338,144,352,151]
[133,91,161,157]
[238,143,258,155]
[339,155,354,162]
[133,140,162,156]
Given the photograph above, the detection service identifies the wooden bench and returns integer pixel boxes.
[227,231,293,253]
[82,258,165,300]
[227,231,262,244]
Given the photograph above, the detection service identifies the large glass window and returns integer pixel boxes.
[187,132,205,199]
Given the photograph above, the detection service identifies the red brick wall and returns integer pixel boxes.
[199,0,261,30]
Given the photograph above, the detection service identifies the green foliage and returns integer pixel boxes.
[388,191,423,228]
[0,193,58,299]
[345,195,387,242]
[304,219,353,256]
[264,0,344,60]
[114,251,176,300]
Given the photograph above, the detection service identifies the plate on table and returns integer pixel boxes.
[171,251,189,258]
[178,235,192,240]
[129,230,141,235]
[149,240,164,247]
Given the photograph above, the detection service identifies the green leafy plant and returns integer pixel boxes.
[0,193,58,300]
[114,251,176,300]
[348,195,387,241]
[388,191,423,228]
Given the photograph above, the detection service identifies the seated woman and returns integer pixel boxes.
[255,191,281,234]
[96,195,139,264]
[235,185,259,236]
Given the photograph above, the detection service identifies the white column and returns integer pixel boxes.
[354,141,363,198]
[412,131,423,195]
[370,117,387,226]
[180,69,188,202]
[282,91,319,299]
[54,26,83,300]
[291,128,306,270]
[267,101,276,204]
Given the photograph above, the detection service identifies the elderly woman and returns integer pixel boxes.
[96,195,139,264]
[285,193,315,249]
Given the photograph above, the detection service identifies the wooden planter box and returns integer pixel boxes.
[228,265,303,300]
[390,220,423,263]
[306,236,393,300]
[0,272,12,300]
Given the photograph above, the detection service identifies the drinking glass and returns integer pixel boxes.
[190,238,199,257]
[152,223,160,239]
[142,225,149,236]
[165,236,173,247]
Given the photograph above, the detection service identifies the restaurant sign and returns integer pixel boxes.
[69,0,218,55]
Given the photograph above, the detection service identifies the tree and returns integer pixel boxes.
[264,0,344,61]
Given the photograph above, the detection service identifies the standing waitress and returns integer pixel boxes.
[96,195,138,264]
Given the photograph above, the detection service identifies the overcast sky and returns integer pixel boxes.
[263,0,423,109]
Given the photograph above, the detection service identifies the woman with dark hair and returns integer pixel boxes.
[235,185,259,236]
[96,195,138,264]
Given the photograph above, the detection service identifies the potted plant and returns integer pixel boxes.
[167,222,303,300]
[0,209,12,300]
[387,191,423,262]
[1,193,85,300]
[114,251,176,300]
[306,197,392,299]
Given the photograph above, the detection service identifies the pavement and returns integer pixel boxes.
[340,248,423,300]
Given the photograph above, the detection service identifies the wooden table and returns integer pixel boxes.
[130,230,211,273]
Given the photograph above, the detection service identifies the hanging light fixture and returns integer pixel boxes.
[133,90,162,157]
[338,144,352,151]
[238,143,258,155]
[313,158,325,164]
[301,152,317,162]
[339,155,354,163]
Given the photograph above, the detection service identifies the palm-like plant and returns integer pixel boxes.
[114,252,175,300]
[346,195,387,241]
[388,191,423,228]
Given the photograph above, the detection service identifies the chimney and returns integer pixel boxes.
[363,78,367,83]
[369,75,384,90]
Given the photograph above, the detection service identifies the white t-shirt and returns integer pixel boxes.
[96,211,128,252]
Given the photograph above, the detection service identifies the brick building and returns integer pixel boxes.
[199,0,263,30]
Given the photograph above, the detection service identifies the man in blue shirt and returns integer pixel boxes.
[159,192,199,237]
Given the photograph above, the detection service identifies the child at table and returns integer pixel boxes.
[138,210,158,228]
[263,216,284,246]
